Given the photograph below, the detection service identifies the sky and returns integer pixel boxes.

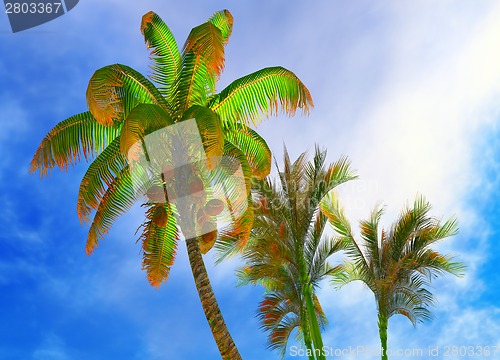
[1,1,499,359]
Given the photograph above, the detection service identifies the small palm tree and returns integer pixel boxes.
[321,195,465,360]
[235,146,356,359]
[30,10,312,359]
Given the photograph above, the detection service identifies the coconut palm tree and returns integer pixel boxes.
[321,195,465,360]
[30,10,312,360]
[234,146,356,359]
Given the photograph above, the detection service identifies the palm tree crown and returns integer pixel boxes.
[237,146,356,358]
[321,195,465,360]
[30,9,313,360]
[31,9,312,286]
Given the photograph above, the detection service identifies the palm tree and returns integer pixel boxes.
[321,195,465,360]
[30,10,312,359]
[235,146,356,359]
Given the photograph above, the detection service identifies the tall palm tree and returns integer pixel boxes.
[30,10,312,359]
[235,146,356,359]
[321,195,465,360]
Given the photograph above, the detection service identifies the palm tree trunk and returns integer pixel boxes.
[300,302,316,360]
[186,237,242,360]
[304,284,325,360]
[378,312,389,360]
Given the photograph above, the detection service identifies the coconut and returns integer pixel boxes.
[204,198,225,216]
[189,177,205,196]
[200,221,218,254]
[196,208,208,227]
[152,206,169,227]
[162,164,175,180]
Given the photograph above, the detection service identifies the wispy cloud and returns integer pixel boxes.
[32,333,70,360]
[2,1,499,359]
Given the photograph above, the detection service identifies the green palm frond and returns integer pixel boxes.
[172,52,213,116]
[87,64,169,126]
[119,103,174,155]
[77,137,127,223]
[171,22,225,115]
[86,167,142,255]
[140,11,181,93]
[215,143,254,260]
[30,112,120,176]
[140,204,179,288]
[309,235,349,284]
[386,286,434,325]
[321,193,371,281]
[388,195,434,261]
[258,292,300,358]
[330,260,371,289]
[224,125,272,180]
[320,156,357,196]
[209,66,313,127]
[406,216,459,256]
[360,206,384,278]
[182,21,225,77]
[409,249,466,278]
[208,9,234,44]
[183,105,224,167]
[306,153,357,234]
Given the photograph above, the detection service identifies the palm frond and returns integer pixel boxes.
[119,103,174,155]
[86,64,169,126]
[172,22,225,115]
[388,195,433,261]
[309,234,349,285]
[77,137,128,223]
[30,112,120,176]
[321,156,357,194]
[140,11,181,93]
[208,9,234,44]
[258,292,300,358]
[140,204,179,288]
[214,143,254,260]
[321,193,371,280]
[224,125,272,180]
[330,260,372,289]
[360,206,384,278]
[409,250,466,278]
[172,53,212,116]
[182,21,225,77]
[86,167,142,255]
[386,287,434,325]
[408,216,459,255]
[183,105,224,168]
[210,67,313,127]
[312,293,328,329]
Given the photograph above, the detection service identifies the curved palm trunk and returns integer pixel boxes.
[186,237,242,360]
[378,312,389,360]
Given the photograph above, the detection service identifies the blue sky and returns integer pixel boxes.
[1,1,499,359]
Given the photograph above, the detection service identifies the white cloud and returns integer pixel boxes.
[4,2,500,359]
[281,2,500,358]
